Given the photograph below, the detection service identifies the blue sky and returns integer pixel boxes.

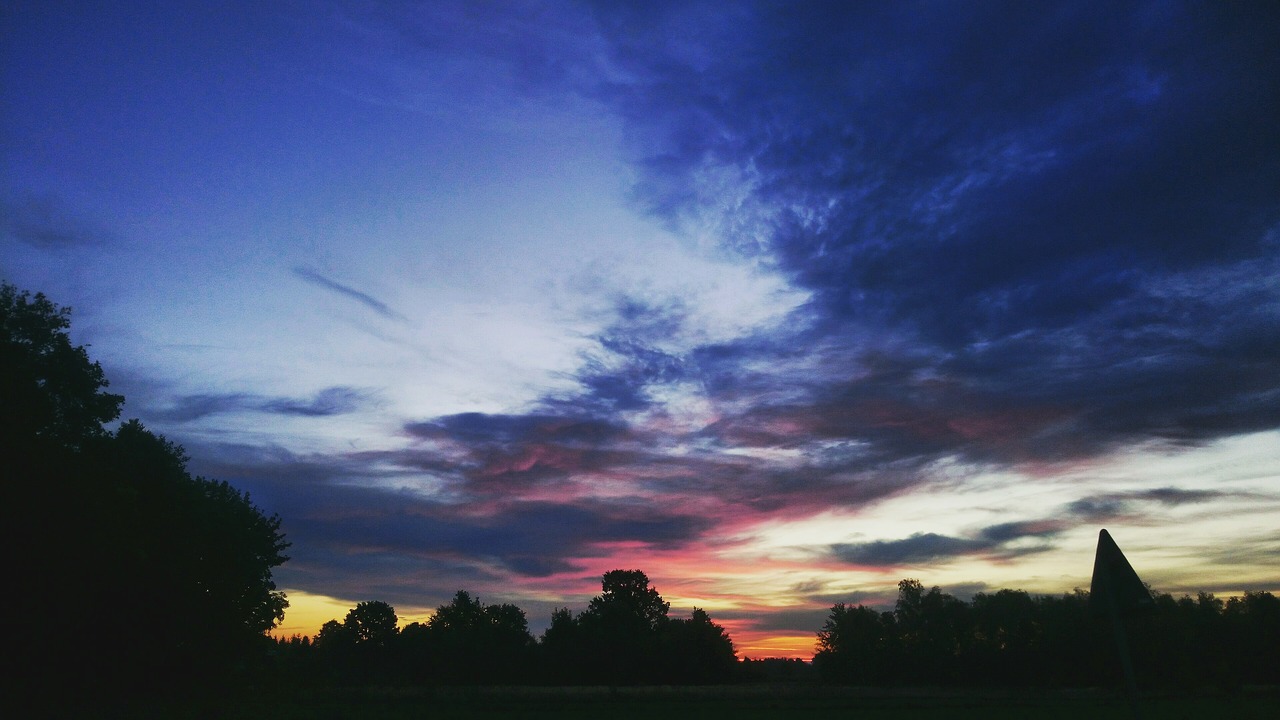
[4,1,1278,656]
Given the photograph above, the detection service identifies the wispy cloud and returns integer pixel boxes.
[148,386,369,423]
[1066,487,1248,523]
[1,195,113,248]
[831,520,1066,568]
[293,267,405,321]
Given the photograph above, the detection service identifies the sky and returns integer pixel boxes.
[3,1,1279,659]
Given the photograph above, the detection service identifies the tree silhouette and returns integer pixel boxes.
[535,570,742,685]
[814,602,890,684]
[967,589,1041,685]
[538,606,583,683]
[3,282,289,700]
[577,569,670,684]
[658,608,738,684]
[316,619,356,649]
[318,600,399,682]
[345,600,399,647]
[412,591,535,684]
[588,569,671,629]
[814,579,1280,689]
[1,283,122,457]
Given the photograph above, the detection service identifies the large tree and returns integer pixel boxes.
[814,602,892,684]
[1,283,122,459]
[557,570,738,685]
[585,569,671,631]
[2,282,289,695]
[577,569,671,684]
[419,591,535,684]
[344,600,399,647]
[658,608,738,684]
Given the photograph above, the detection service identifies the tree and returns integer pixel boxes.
[1,282,122,457]
[316,619,356,649]
[578,570,671,684]
[587,569,671,630]
[814,602,890,684]
[658,608,738,684]
[420,591,535,684]
[894,578,968,683]
[84,419,291,682]
[344,600,399,647]
[968,589,1041,685]
[2,283,289,697]
[1221,591,1280,685]
[312,600,400,682]
[539,607,582,683]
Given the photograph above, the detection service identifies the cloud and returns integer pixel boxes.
[181,437,717,610]
[831,520,1065,568]
[1066,486,1243,523]
[293,267,405,320]
[832,533,983,567]
[148,386,369,422]
[262,387,371,417]
[581,1,1280,464]
[1,195,114,248]
[203,450,716,602]
[406,412,627,446]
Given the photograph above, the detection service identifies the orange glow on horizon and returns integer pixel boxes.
[270,589,433,639]
[734,632,816,660]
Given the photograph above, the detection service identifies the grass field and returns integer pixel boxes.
[109,685,1280,720]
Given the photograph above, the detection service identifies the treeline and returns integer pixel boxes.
[815,579,1280,689]
[271,570,739,686]
[269,574,1280,690]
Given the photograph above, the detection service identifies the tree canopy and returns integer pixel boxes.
[549,570,736,685]
[292,573,739,687]
[3,282,289,697]
[1,283,122,457]
[345,600,399,647]
[814,578,1280,689]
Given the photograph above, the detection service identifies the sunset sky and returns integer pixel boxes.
[3,1,1278,658]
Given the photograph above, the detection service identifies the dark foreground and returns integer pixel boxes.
[99,685,1280,720]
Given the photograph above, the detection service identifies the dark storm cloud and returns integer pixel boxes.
[582,1,1280,462]
[293,267,405,320]
[147,386,368,422]
[832,520,1065,567]
[1,195,113,248]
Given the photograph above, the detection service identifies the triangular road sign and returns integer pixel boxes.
[1090,529,1154,617]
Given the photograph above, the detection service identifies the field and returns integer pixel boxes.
[110,685,1280,720]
